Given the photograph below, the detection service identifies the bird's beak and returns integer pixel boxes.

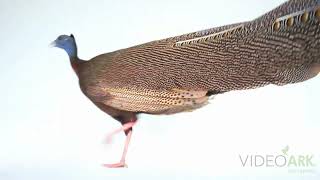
[49,40,57,47]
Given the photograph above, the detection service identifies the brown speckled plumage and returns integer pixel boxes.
[75,0,320,116]
[53,0,320,167]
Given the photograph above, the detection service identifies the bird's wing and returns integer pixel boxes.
[83,84,210,114]
[90,0,320,94]
[82,0,320,113]
[90,22,253,92]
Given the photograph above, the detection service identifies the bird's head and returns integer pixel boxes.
[51,34,77,58]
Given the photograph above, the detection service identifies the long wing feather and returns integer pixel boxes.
[79,0,320,113]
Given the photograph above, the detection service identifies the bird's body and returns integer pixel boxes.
[78,0,320,115]
[52,0,320,167]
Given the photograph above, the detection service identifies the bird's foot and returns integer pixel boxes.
[103,162,128,168]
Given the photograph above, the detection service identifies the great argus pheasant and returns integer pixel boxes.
[51,0,320,168]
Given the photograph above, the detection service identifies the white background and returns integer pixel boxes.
[0,0,319,179]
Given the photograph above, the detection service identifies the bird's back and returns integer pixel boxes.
[79,0,320,114]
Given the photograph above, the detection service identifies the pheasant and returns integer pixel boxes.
[51,0,320,168]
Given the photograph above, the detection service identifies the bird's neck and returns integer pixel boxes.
[63,42,77,58]
[70,57,85,76]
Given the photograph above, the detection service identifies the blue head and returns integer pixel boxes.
[51,34,77,58]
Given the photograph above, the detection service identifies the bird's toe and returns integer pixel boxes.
[103,162,128,168]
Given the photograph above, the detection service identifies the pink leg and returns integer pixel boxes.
[105,122,136,144]
[103,130,133,168]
